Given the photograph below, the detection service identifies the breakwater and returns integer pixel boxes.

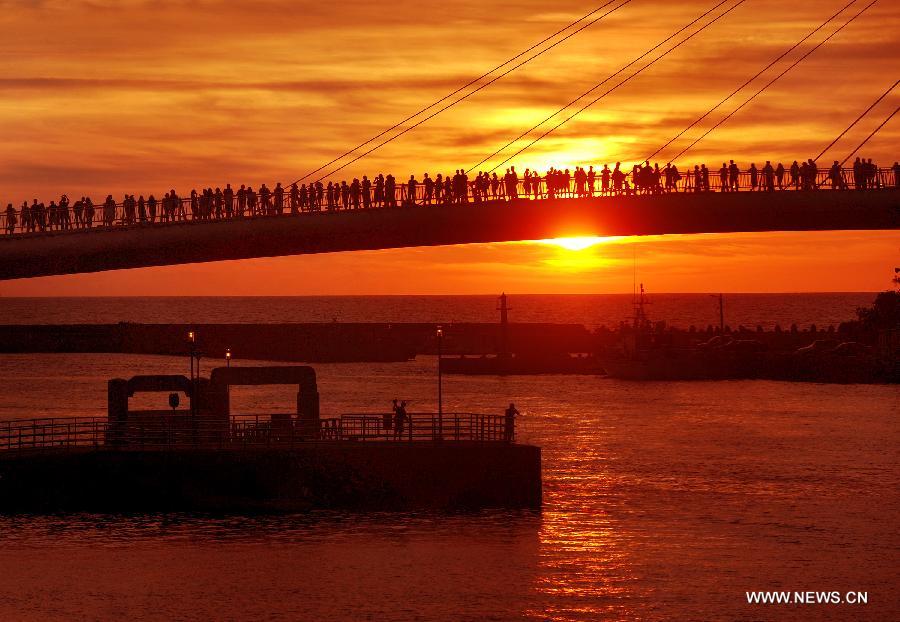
[0,322,591,361]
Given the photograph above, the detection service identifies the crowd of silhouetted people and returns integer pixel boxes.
[4,158,899,235]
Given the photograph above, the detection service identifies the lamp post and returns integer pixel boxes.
[188,331,196,381]
[436,326,443,441]
[225,348,232,368]
[187,331,198,444]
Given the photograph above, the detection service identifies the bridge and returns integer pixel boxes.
[0,169,897,280]
[3,0,900,281]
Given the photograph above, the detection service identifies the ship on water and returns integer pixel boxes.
[600,285,897,383]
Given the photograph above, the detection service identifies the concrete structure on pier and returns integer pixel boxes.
[0,190,897,280]
[107,366,321,444]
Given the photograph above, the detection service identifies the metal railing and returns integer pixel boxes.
[319,412,508,443]
[0,412,512,454]
[2,164,897,236]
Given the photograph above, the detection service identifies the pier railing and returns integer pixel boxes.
[319,413,508,443]
[0,412,512,454]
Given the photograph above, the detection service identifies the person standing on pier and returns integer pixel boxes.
[386,400,397,434]
[394,401,408,441]
[504,403,519,443]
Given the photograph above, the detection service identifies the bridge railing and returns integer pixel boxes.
[2,166,897,237]
[0,412,511,453]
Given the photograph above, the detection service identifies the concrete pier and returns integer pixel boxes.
[0,443,542,512]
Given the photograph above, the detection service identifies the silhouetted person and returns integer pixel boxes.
[504,167,518,200]
[299,184,309,211]
[362,176,371,209]
[374,174,385,207]
[59,195,70,229]
[173,190,185,220]
[47,200,58,230]
[147,194,157,222]
[73,197,84,228]
[5,203,15,234]
[728,160,740,192]
[406,175,417,206]
[20,201,31,232]
[387,400,397,432]
[423,173,434,204]
[237,184,247,215]
[274,182,284,215]
[828,161,844,190]
[385,174,397,207]
[289,183,299,214]
[805,158,818,190]
[719,163,728,192]
[612,163,625,194]
[33,199,46,232]
[84,197,95,227]
[394,400,408,441]
[866,158,878,189]
[350,178,361,209]
[259,183,271,215]
[790,160,801,190]
[340,180,350,210]
[504,402,519,442]
[762,161,775,192]
[124,194,135,224]
[246,186,258,215]
[775,162,785,189]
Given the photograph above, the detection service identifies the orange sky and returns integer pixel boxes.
[0,0,898,295]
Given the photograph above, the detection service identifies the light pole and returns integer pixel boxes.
[188,331,198,444]
[225,348,232,368]
[436,326,443,441]
[188,331,196,382]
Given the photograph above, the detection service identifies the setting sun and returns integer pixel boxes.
[543,237,609,251]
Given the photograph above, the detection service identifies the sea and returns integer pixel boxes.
[0,294,897,621]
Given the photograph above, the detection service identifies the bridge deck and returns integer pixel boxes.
[1,190,897,280]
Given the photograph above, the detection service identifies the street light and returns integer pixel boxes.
[436,326,443,441]
[187,331,199,444]
[187,331,196,382]
[225,348,232,367]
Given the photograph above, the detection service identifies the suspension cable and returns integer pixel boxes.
[669,0,878,162]
[299,0,633,185]
[646,0,862,164]
[486,0,748,174]
[467,0,733,174]
[815,77,898,162]
[841,103,899,165]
